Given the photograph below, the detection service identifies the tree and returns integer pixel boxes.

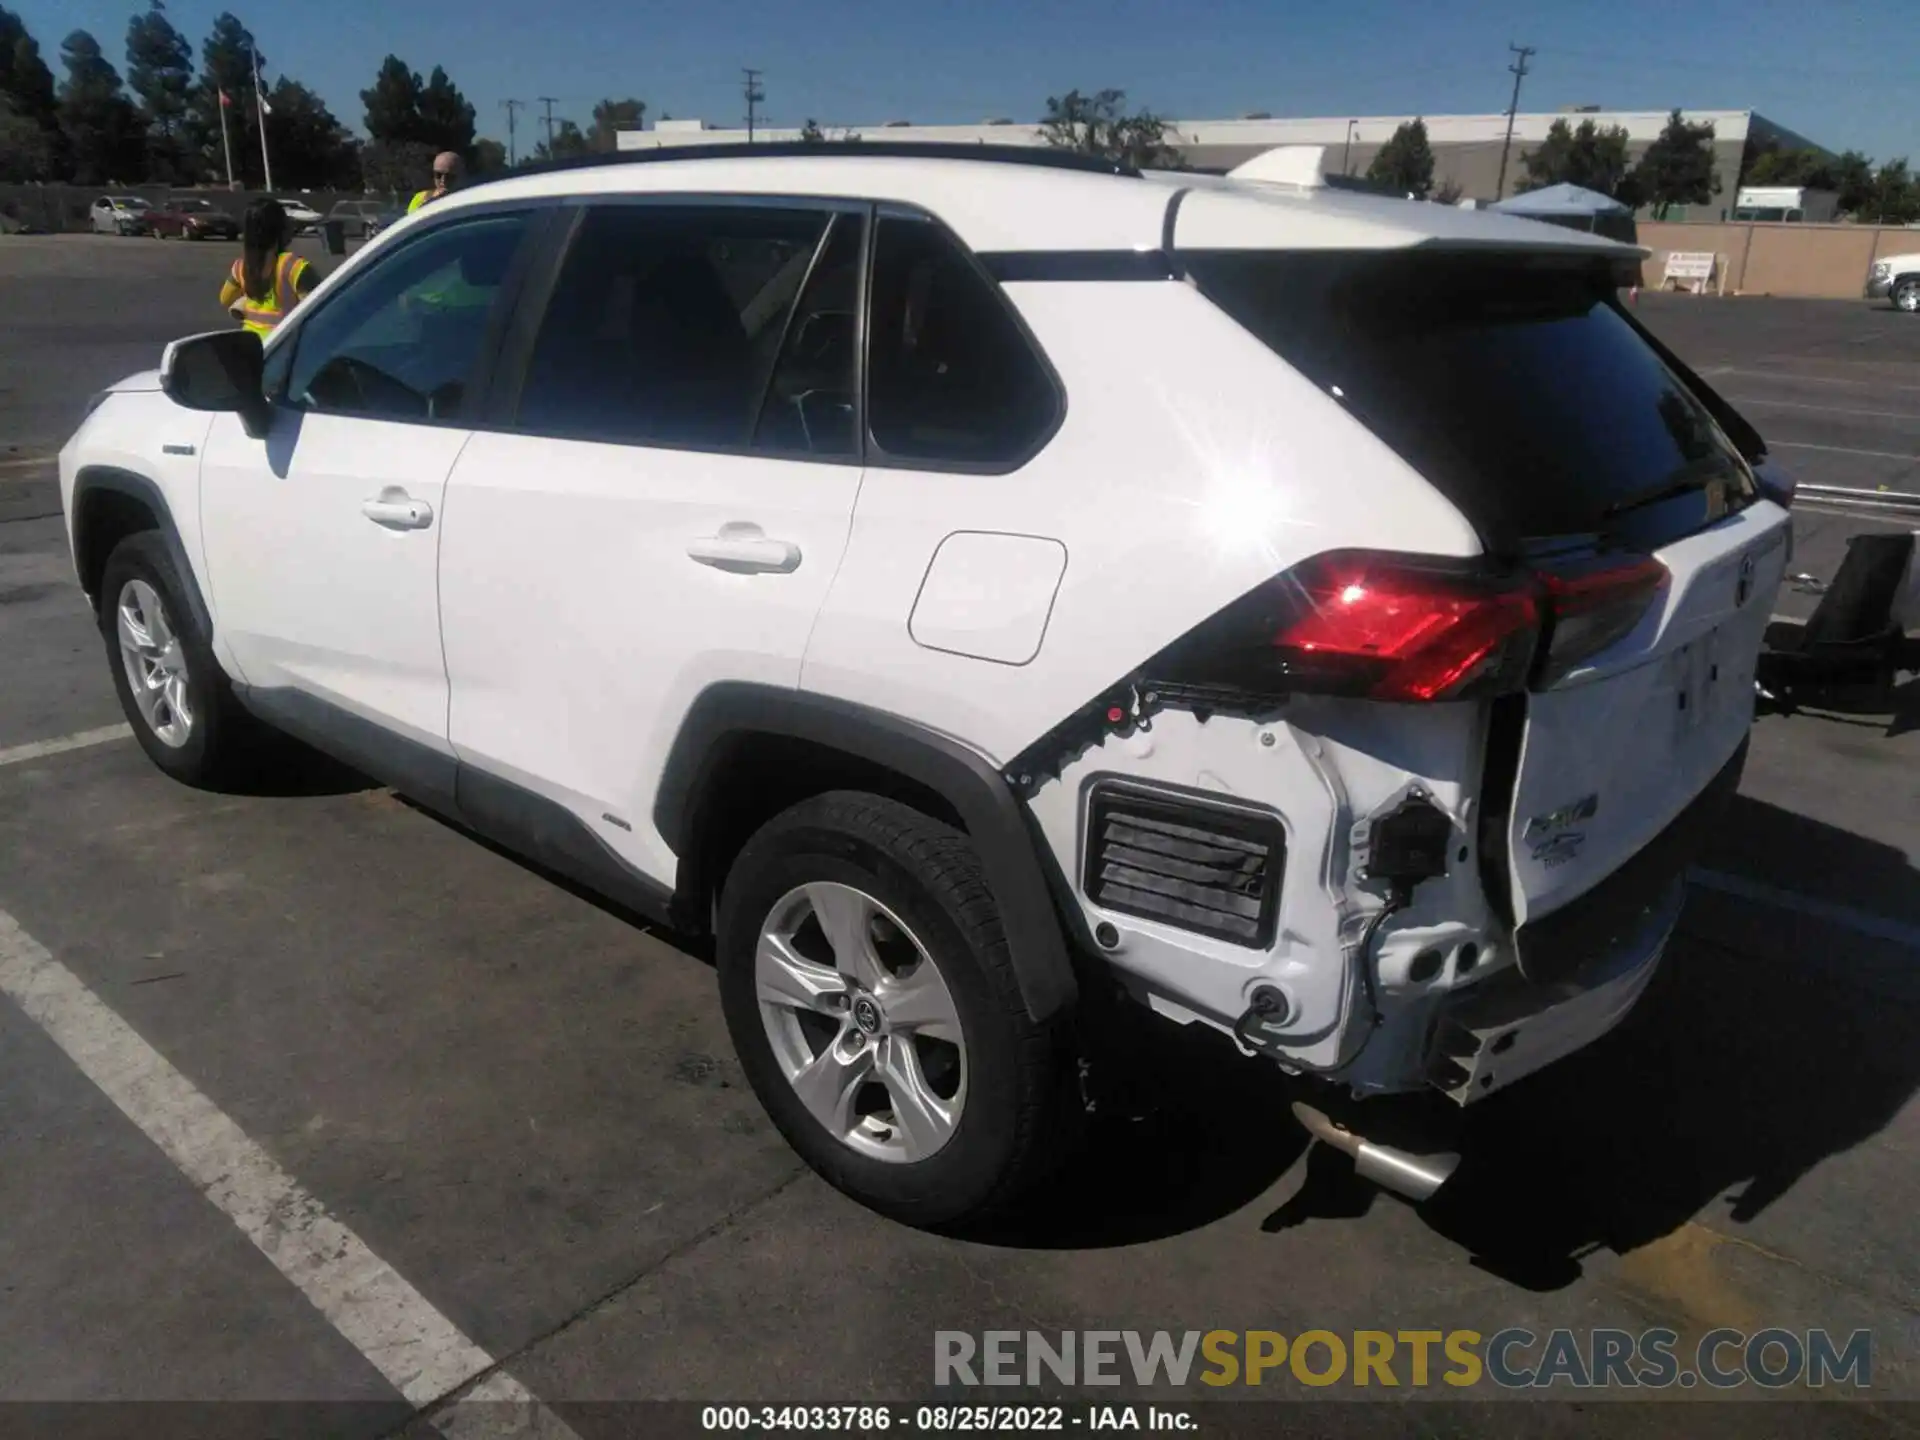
[185,13,264,186]
[471,135,506,174]
[1519,117,1636,200]
[0,5,56,122]
[1433,178,1464,205]
[360,137,433,195]
[588,96,644,152]
[0,5,60,175]
[1366,117,1435,198]
[1040,88,1178,168]
[263,78,356,188]
[1633,109,1718,218]
[58,30,143,184]
[1868,159,1920,226]
[799,116,824,143]
[1744,146,1836,190]
[1833,151,1876,216]
[125,0,192,173]
[0,94,52,179]
[362,54,424,144]
[417,65,474,154]
[530,118,588,163]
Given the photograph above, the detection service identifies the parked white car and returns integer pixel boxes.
[88,195,153,236]
[274,196,323,234]
[1865,253,1920,312]
[58,143,1792,1227]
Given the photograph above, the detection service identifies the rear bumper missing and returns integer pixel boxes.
[1427,737,1746,1103]
[1429,877,1679,1102]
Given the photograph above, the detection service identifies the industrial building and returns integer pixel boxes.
[617,108,1825,216]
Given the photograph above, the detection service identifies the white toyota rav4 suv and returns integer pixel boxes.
[60,143,1792,1227]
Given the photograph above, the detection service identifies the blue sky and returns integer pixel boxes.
[17,0,1918,163]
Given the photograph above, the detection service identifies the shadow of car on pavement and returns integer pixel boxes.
[973,793,1917,1284]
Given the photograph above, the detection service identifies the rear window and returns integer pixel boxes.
[1186,251,1758,556]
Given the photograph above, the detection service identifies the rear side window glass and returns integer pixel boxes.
[515,204,832,450]
[1187,251,1757,555]
[865,214,1060,468]
[752,213,862,458]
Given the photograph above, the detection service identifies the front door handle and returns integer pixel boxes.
[362,490,434,531]
[687,523,802,574]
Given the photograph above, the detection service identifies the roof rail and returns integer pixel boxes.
[469,140,1142,189]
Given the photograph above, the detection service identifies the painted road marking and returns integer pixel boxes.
[1689,868,1920,952]
[1722,368,1920,394]
[1729,396,1920,422]
[0,456,55,473]
[1769,440,1919,464]
[0,724,132,768]
[0,907,579,1436]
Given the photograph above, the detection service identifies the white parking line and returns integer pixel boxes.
[1724,369,1920,393]
[0,907,578,1435]
[1730,396,1920,422]
[0,724,132,768]
[1769,440,1919,463]
[1688,868,1920,951]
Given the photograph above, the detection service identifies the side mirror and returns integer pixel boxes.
[160,329,272,439]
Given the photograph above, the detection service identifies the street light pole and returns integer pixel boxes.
[1344,119,1358,175]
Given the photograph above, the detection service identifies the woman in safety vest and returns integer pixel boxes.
[219,198,316,336]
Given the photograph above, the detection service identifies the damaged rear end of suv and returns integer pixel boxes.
[1001,171,1792,1200]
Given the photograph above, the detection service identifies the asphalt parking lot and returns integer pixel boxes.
[0,235,1916,1438]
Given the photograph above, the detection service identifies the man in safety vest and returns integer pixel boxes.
[219,197,315,336]
[409,152,464,213]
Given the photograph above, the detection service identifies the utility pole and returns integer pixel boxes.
[538,96,558,154]
[1494,43,1535,201]
[742,68,764,143]
[500,98,525,167]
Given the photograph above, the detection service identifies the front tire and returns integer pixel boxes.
[1895,278,1920,314]
[97,531,267,787]
[716,792,1077,1229]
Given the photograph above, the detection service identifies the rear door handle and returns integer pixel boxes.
[687,524,801,574]
[362,491,434,531]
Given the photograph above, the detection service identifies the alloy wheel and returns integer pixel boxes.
[755,881,967,1163]
[115,578,193,748]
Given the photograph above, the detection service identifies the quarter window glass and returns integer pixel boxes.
[752,213,862,458]
[515,204,832,449]
[865,214,1060,466]
[285,212,529,422]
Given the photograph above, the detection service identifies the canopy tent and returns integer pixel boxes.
[1490,183,1637,243]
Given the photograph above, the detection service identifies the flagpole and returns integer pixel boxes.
[252,43,274,192]
[217,89,235,188]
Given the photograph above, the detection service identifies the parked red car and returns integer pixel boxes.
[148,197,241,241]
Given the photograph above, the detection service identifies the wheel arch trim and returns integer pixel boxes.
[655,683,1079,1022]
[70,466,213,641]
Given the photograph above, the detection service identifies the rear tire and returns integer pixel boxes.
[97,531,270,788]
[716,791,1078,1229]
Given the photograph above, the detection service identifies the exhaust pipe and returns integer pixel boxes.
[1290,1101,1459,1203]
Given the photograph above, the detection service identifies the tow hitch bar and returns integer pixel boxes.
[1290,1101,1460,1203]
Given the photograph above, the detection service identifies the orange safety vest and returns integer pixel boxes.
[229,251,307,335]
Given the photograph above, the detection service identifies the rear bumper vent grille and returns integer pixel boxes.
[1083,784,1285,948]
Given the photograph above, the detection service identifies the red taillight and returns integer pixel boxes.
[1536,555,1668,684]
[1145,548,1668,705]
[1272,553,1542,701]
